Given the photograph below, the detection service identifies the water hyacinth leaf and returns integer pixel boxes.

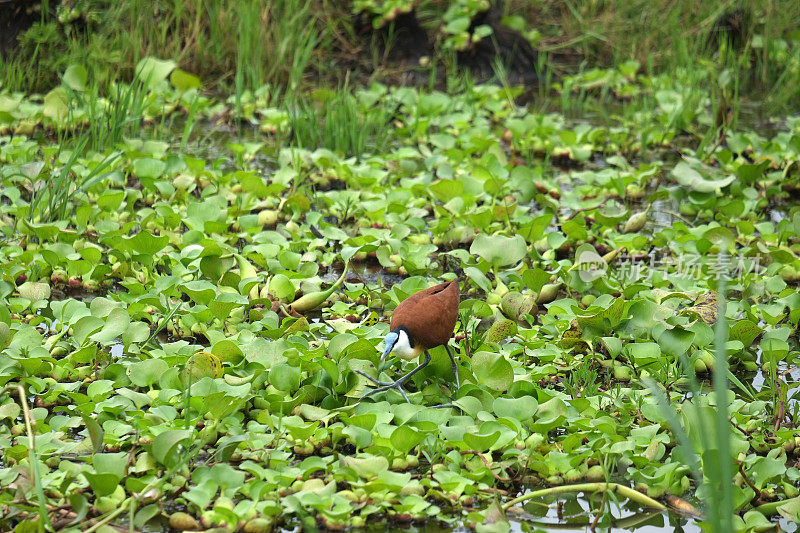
[470,234,526,267]
[777,497,800,522]
[656,327,695,358]
[133,157,167,179]
[43,87,69,120]
[340,456,389,479]
[209,292,248,322]
[122,322,151,346]
[123,230,169,256]
[463,431,500,452]
[390,425,424,455]
[200,255,236,283]
[80,414,105,454]
[750,455,786,488]
[500,291,535,321]
[318,358,339,383]
[68,494,89,524]
[0,402,21,421]
[63,64,88,91]
[210,340,243,362]
[151,429,193,467]
[17,282,50,302]
[180,280,217,305]
[626,342,662,367]
[453,396,484,417]
[485,318,517,343]
[181,352,222,387]
[472,352,513,391]
[135,56,177,89]
[492,396,538,421]
[600,337,623,357]
[270,363,300,392]
[464,266,492,293]
[672,161,735,192]
[127,358,170,387]
[429,179,463,201]
[729,319,762,347]
[83,472,120,497]
[170,69,202,92]
[90,307,130,344]
[270,274,295,301]
[522,268,551,293]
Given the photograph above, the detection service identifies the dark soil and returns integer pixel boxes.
[0,0,41,57]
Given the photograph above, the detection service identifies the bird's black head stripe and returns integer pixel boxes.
[397,325,414,347]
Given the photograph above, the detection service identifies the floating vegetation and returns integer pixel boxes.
[1,53,800,533]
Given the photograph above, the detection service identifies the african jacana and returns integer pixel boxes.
[357,280,460,402]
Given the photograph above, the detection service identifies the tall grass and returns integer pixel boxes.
[1,0,322,95]
[27,134,120,224]
[647,277,734,531]
[285,87,393,158]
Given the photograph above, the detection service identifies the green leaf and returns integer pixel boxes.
[132,158,166,180]
[209,292,248,322]
[269,274,295,301]
[135,57,177,90]
[750,455,786,488]
[470,234,527,267]
[270,363,300,391]
[492,396,538,421]
[17,282,51,302]
[180,280,217,305]
[672,161,735,192]
[656,327,695,358]
[181,352,222,386]
[123,230,169,255]
[626,342,662,366]
[390,425,424,455]
[43,88,69,121]
[777,497,800,522]
[127,358,170,387]
[340,455,389,479]
[63,64,87,91]
[83,472,120,497]
[90,307,130,344]
[472,352,513,391]
[463,431,500,451]
[81,414,105,454]
[151,429,193,467]
[730,319,762,347]
[210,340,243,363]
[170,69,202,92]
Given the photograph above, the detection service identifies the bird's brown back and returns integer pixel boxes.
[390,280,459,349]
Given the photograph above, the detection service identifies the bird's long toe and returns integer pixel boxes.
[358,379,412,403]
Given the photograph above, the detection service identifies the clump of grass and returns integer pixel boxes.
[646,277,734,531]
[27,133,120,224]
[234,0,319,111]
[1,0,323,96]
[285,87,393,158]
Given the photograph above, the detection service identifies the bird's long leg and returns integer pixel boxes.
[445,344,460,391]
[354,369,394,386]
[430,345,461,410]
[359,351,432,403]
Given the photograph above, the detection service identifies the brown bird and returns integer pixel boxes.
[358,280,460,402]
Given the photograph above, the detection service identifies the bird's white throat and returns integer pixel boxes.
[391,329,417,360]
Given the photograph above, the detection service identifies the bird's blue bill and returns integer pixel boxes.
[381,331,398,361]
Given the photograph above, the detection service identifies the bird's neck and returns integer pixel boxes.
[393,329,423,360]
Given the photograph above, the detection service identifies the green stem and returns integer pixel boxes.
[18,385,54,532]
[501,482,666,512]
